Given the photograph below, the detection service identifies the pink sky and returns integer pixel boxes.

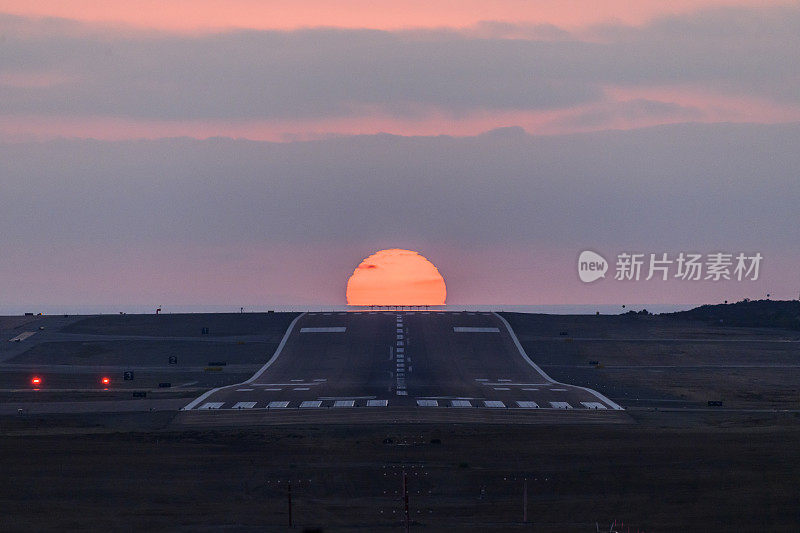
[1,1,799,141]
[0,0,790,31]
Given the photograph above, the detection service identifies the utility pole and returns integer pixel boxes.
[403,469,410,533]
[287,480,292,528]
[523,477,528,523]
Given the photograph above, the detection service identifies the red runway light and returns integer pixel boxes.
[31,376,42,386]
[101,377,110,385]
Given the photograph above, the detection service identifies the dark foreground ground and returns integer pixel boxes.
[2,410,800,532]
[3,309,800,531]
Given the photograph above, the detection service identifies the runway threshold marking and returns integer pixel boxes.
[367,399,388,407]
[232,402,256,409]
[484,400,506,408]
[300,327,347,333]
[333,400,355,408]
[300,400,322,408]
[417,399,438,407]
[516,401,539,408]
[581,402,608,409]
[8,331,37,342]
[451,400,472,407]
[268,401,290,408]
[550,402,572,409]
[198,402,224,410]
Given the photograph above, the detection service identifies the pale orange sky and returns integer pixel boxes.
[0,0,791,32]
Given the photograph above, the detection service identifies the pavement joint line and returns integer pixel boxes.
[493,312,624,411]
[181,312,306,410]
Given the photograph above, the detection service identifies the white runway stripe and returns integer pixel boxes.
[581,402,607,409]
[268,401,289,408]
[367,399,388,407]
[417,399,438,407]
[333,400,355,407]
[236,388,254,392]
[453,327,499,333]
[300,400,322,408]
[300,327,346,333]
[451,400,472,407]
[198,402,224,410]
[484,400,506,408]
[516,401,539,408]
[232,402,256,409]
[550,402,572,409]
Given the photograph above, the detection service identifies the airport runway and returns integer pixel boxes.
[183,311,622,412]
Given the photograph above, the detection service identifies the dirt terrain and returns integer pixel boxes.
[2,411,799,532]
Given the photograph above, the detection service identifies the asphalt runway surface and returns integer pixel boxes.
[184,311,622,412]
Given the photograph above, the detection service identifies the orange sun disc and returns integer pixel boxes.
[346,249,446,306]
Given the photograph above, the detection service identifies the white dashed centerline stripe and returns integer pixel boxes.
[236,388,254,392]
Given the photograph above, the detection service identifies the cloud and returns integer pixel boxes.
[1,6,799,127]
[0,123,797,305]
[1,122,798,251]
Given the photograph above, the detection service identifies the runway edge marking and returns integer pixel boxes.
[492,312,624,411]
[182,312,308,411]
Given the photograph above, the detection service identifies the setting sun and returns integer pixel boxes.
[346,249,446,306]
